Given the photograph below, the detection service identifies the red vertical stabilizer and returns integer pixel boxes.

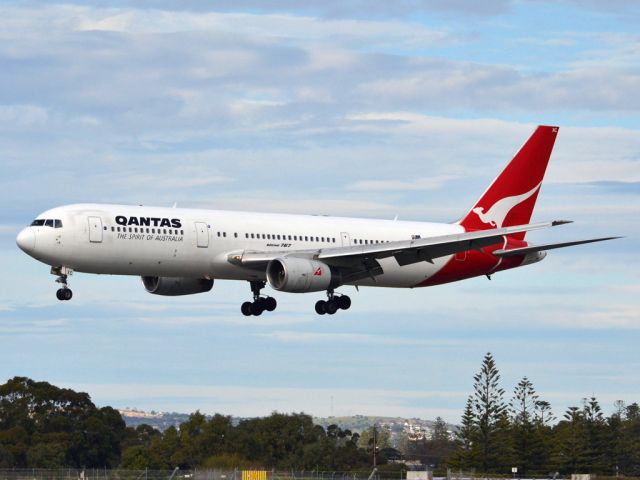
[458,125,559,240]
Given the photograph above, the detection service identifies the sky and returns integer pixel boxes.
[0,0,639,423]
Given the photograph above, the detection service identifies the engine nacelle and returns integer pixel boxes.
[141,276,214,296]
[266,257,341,293]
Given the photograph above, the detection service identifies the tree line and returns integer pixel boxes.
[0,377,391,471]
[439,353,640,476]
[1,367,638,475]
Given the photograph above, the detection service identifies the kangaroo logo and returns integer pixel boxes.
[313,267,322,276]
[472,182,541,228]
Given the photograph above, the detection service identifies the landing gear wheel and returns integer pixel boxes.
[242,281,277,316]
[52,267,74,301]
[315,300,326,315]
[241,302,253,316]
[337,295,351,310]
[325,299,338,315]
[56,288,72,301]
[264,297,277,312]
[250,302,264,316]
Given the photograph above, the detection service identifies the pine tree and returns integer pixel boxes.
[472,352,507,473]
[582,396,607,472]
[554,406,588,474]
[511,377,538,475]
[451,396,477,470]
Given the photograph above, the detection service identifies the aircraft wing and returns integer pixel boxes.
[492,236,621,257]
[230,220,570,276]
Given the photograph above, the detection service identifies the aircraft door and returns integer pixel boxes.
[340,232,351,246]
[88,216,103,243]
[195,222,209,248]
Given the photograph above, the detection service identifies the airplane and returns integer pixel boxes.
[16,125,619,316]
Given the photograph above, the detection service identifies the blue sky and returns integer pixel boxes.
[0,0,639,422]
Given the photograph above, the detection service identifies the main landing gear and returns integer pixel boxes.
[315,289,351,315]
[52,266,73,301]
[241,280,277,316]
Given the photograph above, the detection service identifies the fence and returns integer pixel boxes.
[0,471,401,480]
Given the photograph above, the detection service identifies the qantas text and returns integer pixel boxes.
[115,216,182,228]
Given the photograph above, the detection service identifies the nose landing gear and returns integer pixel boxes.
[52,266,73,301]
[315,289,351,315]
[241,280,277,316]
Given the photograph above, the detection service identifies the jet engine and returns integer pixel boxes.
[141,276,213,296]
[266,257,341,293]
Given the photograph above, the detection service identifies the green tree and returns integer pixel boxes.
[450,396,478,470]
[421,417,456,471]
[554,406,588,474]
[511,377,539,475]
[582,396,607,472]
[0,377,126,468]
[472,352,507,473]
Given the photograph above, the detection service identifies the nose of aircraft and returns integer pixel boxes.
[16,228,36,254]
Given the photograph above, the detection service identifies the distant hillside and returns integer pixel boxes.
[313,415,438,433]
[118,409,452,438]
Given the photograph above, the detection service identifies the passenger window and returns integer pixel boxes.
[181,230,184,235]
[163,229,167,234]
[234,233,238,238]
[245,233,249,238]
[45,219,53,227]
[251,233,255,239]
[267,234,271,239]
[262,234,266,239]
[288,235,292,240]
[111,227,114,232]
[333,238,336,243]
[217,232,221,237]
[305,236,308,241]
[103,226,107,231]
[277,235,281,240]
[223,232,227,237]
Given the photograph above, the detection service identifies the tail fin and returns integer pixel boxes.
[458,125,559,240]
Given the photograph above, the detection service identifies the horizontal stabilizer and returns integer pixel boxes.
[493,236,621,257]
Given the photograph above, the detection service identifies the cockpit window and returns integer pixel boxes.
[30,219,63,228]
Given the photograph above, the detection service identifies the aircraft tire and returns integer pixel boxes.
[241,301,253,316]
[56,289,65,301]
[264,297,277,311]
[250,301,264,316]
[325,299,338,315]
[64,289,73,301]
[337,295,351,310]
[315,300,326,315]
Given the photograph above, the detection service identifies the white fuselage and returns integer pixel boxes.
[19,203,464,289]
